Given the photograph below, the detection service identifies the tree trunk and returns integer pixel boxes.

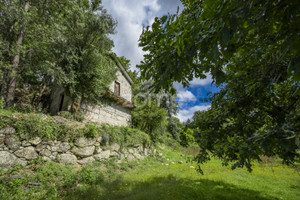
[5,1,30,108]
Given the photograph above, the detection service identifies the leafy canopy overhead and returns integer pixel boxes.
[138,0,300,89]
[138,0,300,172]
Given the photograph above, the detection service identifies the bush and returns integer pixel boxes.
[0,113,61,140]
[0,113,83,141]
[58,111,84,122]
[100,125,151,147]
[167,117,182,142]
[83,123,99,138]
[132,100,168,141]
[179,128,196,147]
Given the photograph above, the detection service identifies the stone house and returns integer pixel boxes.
[49,58,134,126]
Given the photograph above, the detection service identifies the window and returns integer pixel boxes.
[114,81,120,96]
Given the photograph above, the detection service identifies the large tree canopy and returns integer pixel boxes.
[139,0,300,88]
[138,0,300,172]
[0,0,117,109]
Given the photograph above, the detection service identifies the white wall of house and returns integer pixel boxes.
[50,67,133,126]
[109,70,132,102]
[82,103,131,126]
[81,69,133,126]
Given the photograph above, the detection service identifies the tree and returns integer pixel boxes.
[0,0,71,107]
[167,116,182,142]
[48,1,117,105]
[0,0,117,110]
[139,0,300,89]
[132,99,167,142]
[138,0,300,172]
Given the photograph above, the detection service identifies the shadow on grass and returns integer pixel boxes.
[64,174,278,200]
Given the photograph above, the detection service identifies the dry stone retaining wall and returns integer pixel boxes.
[0,127,154,168]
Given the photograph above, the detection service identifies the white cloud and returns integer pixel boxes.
[177,90,196,102]
[102,0,182,70]
[176,105,211,122]
[189,73,213,86]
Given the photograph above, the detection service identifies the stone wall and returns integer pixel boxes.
[109,70,132,102]
[82,102,131,126]
[0,127,154,168]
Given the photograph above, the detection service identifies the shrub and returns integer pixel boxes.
[132,100,167,141]
[58,111,84,122]
[100,125,151,147]
[83,123,99,138]
[167,117,182,142]
[179,128,196,147]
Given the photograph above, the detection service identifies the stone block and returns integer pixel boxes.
[22,141,31,147]
[110,152,119,158]
[57,142,71,153]
[40,149,51,157]
[72,146,95,158]
[5,136,21,151]
[127,154,135,162]
[77,156,95,165]
[29,137,41,145]
[75,137,96,147]
[0,127,16,135]
[0,151,17,167]
[94,150,110,161]
[0,134,5,147]
[15,158,27,166]
[14,147,38,160]
[111,143,120,152]
[95,147,102,154]
[58,153,77,164]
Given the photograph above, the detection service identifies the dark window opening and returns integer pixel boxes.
[59,94,64,111]
[114,81,120,96]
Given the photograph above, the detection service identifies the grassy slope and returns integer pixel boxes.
[66,147,300,200]
[0,108,299,200]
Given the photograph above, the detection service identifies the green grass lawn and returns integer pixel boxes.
[1,146,299,200]
[65,147,300,200]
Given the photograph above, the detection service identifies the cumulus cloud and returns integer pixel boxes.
[177,90,196,102]
[176,104,211,122]
[189,73,213,86]
[102,0,182,70]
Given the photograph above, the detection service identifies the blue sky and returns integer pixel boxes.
[102,0,219,122]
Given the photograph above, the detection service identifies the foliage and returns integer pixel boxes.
[0,0,117,109]
[83,123,99,138]
[58,111,84,122]
[138,0,300,171]
[131,79,179,143]
[139,0,300,89]
[132,99,167,142]
[49,4,117,104]
[118,56,131,71]
[179,128,195,147]
[191,78,300,172]
[0,111,150,146]
[101,125,151,147]
[167,117,182,142]
[0,113,60,140]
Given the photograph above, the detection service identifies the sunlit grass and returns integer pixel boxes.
[65,147,300,200]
